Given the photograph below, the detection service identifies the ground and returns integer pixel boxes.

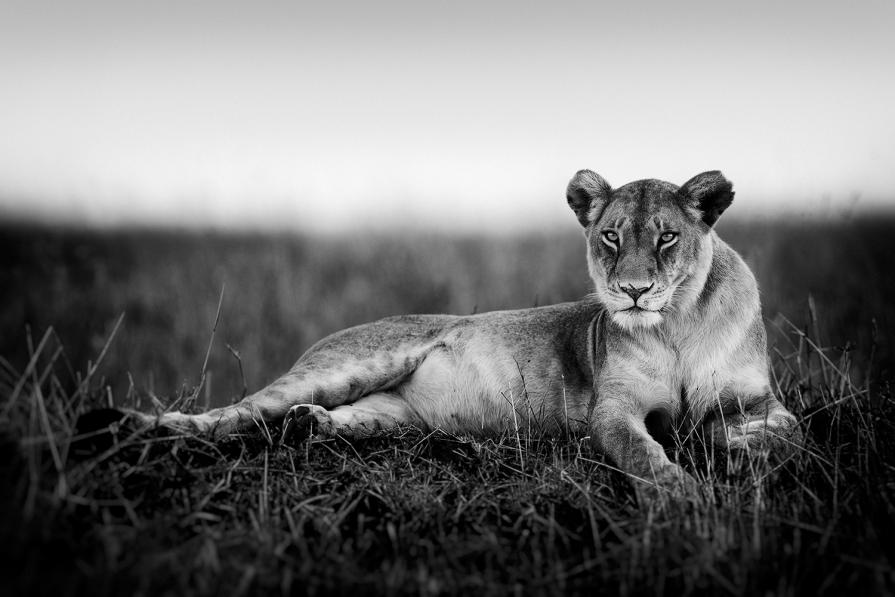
[1,218,893,596]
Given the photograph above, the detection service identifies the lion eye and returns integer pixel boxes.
[601,231,619,248]
[658,232,678,247]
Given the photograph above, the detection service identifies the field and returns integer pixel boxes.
[1,217,894,595]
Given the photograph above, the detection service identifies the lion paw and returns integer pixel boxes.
[635,465,704,508]
[723,420,803,470]
[280,404,335,446]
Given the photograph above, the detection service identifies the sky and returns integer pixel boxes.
[1,0,893,231]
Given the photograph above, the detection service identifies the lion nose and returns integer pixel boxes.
[621,283,654,302]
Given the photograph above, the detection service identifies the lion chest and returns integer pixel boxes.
[669,333,753,419]
[609,333,740,419]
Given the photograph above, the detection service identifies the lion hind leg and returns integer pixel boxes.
[114,342,441,440]
[280,393,421,445]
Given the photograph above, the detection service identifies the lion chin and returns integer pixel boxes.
[610,308,664,330]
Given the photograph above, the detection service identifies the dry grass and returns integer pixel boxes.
[1,221,894,595]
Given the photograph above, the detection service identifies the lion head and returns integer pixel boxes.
[567,170,734,330]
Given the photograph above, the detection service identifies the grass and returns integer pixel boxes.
[1,219,894,595]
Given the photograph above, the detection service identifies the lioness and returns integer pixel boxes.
[104,170,799,501]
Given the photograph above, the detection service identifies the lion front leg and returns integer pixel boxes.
[703,395,801,465]
[592,399,702,507]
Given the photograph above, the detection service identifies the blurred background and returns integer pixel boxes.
[1,0,893,405]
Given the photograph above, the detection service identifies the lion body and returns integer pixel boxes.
[122,170,799,502]
[308,301,598,435]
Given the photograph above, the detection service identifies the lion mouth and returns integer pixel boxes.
[620,305,652,313]
[609,305,664,330]
[617,304,666,319]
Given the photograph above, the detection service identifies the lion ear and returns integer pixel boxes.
[567,170,612,227]
[678,171,734,227]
